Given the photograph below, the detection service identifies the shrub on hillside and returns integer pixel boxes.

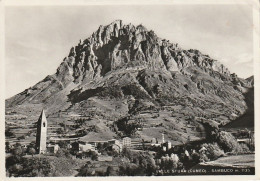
[240,143,250,153]
[11,143,26,157]
[5,128,15,138]
[190,152,200,165]
[91,153,98,161]
[77,163,90,176]
[119,162,139,176]
[26,142,36,155]
[199,153,209,163]
[201,143,225,160]
[216,131,245,154]
[5,141,11,153]
[106,166,116,176]
[17,135,26,140]
[121,84,150,100]
[55,148,71,158]
[120,148,157,176]
[116,117,142,136]
[160,158,178,170]
[21,157,53,177]
[6,157,53,177]
[97,86,123,99]
[28,148,36,156]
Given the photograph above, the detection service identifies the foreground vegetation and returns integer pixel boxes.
[6,127,254,177]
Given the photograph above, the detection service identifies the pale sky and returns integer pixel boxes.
[5,5,253,98]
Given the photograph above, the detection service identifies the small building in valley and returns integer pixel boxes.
[79,143,95,152]
[97,155,113,162]
[122,137,131,148]
[71,141,95,153]
[47,144,60,154]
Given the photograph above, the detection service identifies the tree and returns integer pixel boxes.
[26,141,36,155]
[91,153,98,161]
[106,166,113,176]
[77,164,90,176]
[5,141,10,153]
[5,128,15,137]
[57,128,65,135]
[199,152,209,163]
[28,141,36,148]
[17,135,26,140]
[119,162,139,176]
[103,142,109,149]
[28,148,36,157]
[58,141,68,149]
[216,131,244,153]
[55,148,71,158]
[22,157,52,176]
[6,156,53,177]
[8,164,23,177]
[191,152,200,165]
[12,144,25,157]
[120,149,157,176]
[201,143,224,160]
[121,147,133,161]
[142,154,156,175]
[97,142,103,151]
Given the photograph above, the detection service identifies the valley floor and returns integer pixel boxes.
[200,154,254,168]
[191,154,255,175]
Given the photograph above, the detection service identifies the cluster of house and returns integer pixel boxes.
[45,137,132,155]
[34,110,134,156]
[150,133,173,152]
[23,110,204,161]
[156,153,180,165]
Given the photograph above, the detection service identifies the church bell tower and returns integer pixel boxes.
[36,110,47,154]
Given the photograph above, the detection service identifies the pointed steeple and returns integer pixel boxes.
[39,109,46,120]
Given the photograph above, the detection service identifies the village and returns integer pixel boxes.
[6,109,187,159]
[5,108,255,176]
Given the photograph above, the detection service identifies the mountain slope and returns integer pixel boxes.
[222,77,254,129]
[5,20,254,144]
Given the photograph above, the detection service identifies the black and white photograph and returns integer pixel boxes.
[1,0,259,179]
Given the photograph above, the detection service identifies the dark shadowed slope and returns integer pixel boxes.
[222,77,254,129]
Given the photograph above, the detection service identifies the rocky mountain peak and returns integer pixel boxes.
[54,20,234,87]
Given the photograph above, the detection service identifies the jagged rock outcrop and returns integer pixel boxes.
[51,20,234,88]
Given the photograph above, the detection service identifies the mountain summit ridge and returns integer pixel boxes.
[55,19,233,87]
